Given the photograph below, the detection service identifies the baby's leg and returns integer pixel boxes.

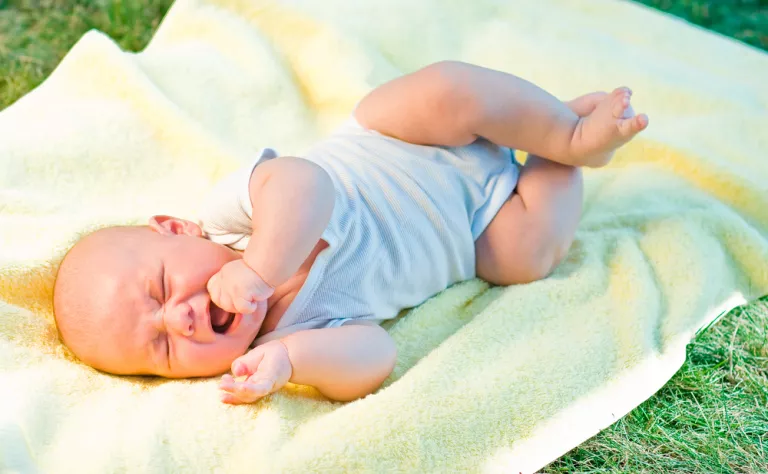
[570,87,648,167]
[566,91,607,116]
[474,93,601,285]
[474,156,582,285]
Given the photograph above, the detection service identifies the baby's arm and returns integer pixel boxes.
[245,157,334,287]
[219,324,397,403]
[208,156,334,313]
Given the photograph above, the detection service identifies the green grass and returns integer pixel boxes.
[1,0,766,110]
[0,0,174,108]
[1,1,767,472]
[635,0,768,51]
[546,299,768,473]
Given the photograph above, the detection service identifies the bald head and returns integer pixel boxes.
[52,217,255,378]
[53,225,152,370]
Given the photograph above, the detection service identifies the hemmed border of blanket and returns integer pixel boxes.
[0,390,40,473]
[481,291,748,474]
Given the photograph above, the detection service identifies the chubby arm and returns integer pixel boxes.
[244,156,334,288]
[207,156,334,314]
[220,324,398,403]
[354,60,581,164]
[282,324,397,401]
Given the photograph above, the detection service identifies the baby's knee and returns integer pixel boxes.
[515,245,562,284]
[500,230,573,285]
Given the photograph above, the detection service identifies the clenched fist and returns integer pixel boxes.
[207,259,275,315]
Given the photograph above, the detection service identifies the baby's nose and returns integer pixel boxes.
[169,304,195,337]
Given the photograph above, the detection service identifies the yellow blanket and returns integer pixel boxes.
[1,0,767,471]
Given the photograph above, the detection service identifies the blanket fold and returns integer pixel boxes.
[1,0,767,472]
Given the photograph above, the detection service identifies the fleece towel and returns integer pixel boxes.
[1,0,767,472]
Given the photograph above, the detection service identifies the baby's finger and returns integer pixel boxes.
[245,275,276,301]
[211,287,238,315]
[232,349,265,377]
[218,294,237,315]
[245,343,291,390]
[244,378,275,394]
[219,380,250,400]
[206,272,222,301]
[207,273,235,313]
[219,380,271,403]
[233,295,258,315]
[220,390,261,405]
[220,392,244,404]
[218,374,237,391]
[240,380,274,400]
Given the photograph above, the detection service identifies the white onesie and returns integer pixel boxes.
[198,116,519,346]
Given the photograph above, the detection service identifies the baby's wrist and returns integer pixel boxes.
[241,247,284,289]
[275,339,293,377]
[238,258,276,295]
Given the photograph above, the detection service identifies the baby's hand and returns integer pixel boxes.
[207,259,274,315]
[219,340,293,404]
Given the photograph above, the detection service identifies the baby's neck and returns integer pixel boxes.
[257,239,328,335]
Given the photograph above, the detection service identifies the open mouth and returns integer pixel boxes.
[209,301,235,334]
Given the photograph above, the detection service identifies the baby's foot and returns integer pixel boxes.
[570,87,648,167]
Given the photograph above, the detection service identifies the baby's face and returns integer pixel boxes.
[74,218,266,378]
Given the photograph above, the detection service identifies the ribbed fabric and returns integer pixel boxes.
[199,116,519,345]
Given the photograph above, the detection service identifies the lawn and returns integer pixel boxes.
[1,0,767,472]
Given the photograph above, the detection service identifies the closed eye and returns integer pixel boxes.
[161,264,167,302]
[152,263,166,306]
[153,264,170,371]
[161,268,172,369]
[165,334,171,370]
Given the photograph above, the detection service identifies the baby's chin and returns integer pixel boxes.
[168,349,248,378]
[208,311,266,375]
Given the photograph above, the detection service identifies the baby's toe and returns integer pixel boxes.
[621,103,636,120]
[635,113,649,131]
[610,87,632,119]
[618,113,649,136]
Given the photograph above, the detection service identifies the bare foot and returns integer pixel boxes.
[566,91,608,117]
[570,87,648,167]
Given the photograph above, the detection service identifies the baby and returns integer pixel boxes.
[53,61,648,403]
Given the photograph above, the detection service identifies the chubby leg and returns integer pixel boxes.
[475,156,582,285]
[474,92,602,285]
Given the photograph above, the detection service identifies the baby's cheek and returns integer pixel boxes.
[178,342,239,377]
[217,338,254,372]
[212,343,244,371]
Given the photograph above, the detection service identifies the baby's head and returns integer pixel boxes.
[53,216,266,378]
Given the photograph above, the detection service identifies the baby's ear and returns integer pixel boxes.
[148,215,203,237]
